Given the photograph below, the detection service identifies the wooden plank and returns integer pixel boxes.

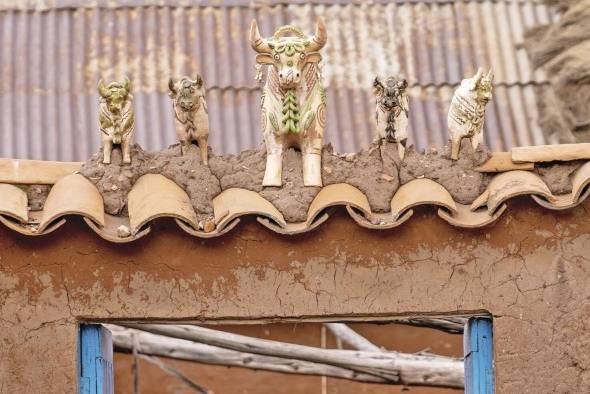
[512,143,590,163]
[464,318,494,394]
[0,158,81,184]
[79,324,114,394]
[476,152,534,172]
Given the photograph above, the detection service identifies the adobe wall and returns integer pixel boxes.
[1,199,590,393]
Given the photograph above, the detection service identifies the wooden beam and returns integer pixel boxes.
[0,158,82,184]
[512,143,590,163]
[476,152,534,172]
[324,323,382,352]
[109,325,391,385]
[121,323,464,388]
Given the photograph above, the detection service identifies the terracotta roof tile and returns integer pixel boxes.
[3,153,590,241]
[0,183,28,223]
[390,178,457,219]
[128,174,198,234]
[39,173,104,232]
[213,188,287,230]
[532,161,590,210]
[470,170,553,214]
[438,203,507,228]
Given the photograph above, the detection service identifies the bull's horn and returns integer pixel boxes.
[473,67,484,83]
[195,74,203,88]
[97,79,110,98]
[485,68,494,82]
[250,20,272,54]
[123,76,131,93]
[168,78,177,94]
[307,17,327,53]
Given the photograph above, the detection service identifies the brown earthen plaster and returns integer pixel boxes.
[78,139,490,223]
[1,200,590,393]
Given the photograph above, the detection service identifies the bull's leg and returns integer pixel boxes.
[180,140,191,156]
[302,136,323,187]
[263,153,283,187]
[471,131,483,151]
[397,139,406,160]
[197,136,208,165]
[176,124,189,156]
[450,137,462,160]
[103,140,112,164]
[263,132,283,187]
[122,139,132,164]
[302,153,322,187]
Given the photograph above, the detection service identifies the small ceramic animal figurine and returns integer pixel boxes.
[98,77,135,164]
[168,75,210,165]
[373,76,409,159]
[250,18,327,187]
[448,68,493,160]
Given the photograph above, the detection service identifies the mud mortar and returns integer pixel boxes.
[399,139,491,205]
[210,147,319,223]
[80,139,495,223]
[322,142,399,213]
[18,185,51,211]
[79,144,220,221]
[535,160,584,195]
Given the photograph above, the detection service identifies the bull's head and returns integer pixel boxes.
[98,77,131,114]
[169,75,204,111]
[374,77,408,112]
[250,18,327,89]
[469,68,494,104]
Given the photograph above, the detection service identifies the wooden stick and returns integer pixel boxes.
[120,324,464,388]
[394,317,467,335]
[0,158,81,184]
[132,333,140,394]
[138,354,210,394]
[324,323,382,352]
[108,325,389,384]
[512,143,590,163]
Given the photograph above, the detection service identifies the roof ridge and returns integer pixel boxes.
[1,160,590,241]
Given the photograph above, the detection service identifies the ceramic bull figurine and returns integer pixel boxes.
[250,18,327,187]
[448,68,493,160]
[373,76,409,159]
[98,77,135,164]
[168,75,210,165]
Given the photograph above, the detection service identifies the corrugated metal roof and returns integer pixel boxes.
[0,1,555,161]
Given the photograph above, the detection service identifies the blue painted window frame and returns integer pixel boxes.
[464,317,495,394]
[79,324,114,394]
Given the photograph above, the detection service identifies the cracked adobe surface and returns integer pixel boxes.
[1,199,590,392]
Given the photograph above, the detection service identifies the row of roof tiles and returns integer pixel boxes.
[1,161,589,241]
[0,1,555,161]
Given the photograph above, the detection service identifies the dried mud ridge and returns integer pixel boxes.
[75,139,497,223]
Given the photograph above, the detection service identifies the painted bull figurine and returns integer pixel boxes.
[448,68,493,160]
[250,18,327,187]
[98,77,135,164]
[168,75,210,165]
[373,76,409,159]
